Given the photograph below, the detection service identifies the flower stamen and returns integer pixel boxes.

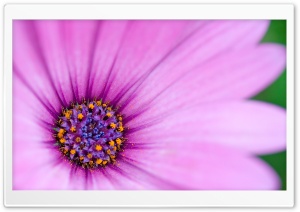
[53,99,126,169]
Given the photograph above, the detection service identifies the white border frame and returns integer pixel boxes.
[3,3,294,207]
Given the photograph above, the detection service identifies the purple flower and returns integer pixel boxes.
[13,20,286,190]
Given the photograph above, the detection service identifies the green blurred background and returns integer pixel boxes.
[252,20,286,190]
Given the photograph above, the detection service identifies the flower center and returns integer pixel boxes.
[53,99,125,169]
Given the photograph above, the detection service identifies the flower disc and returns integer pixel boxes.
[53,99,125,169]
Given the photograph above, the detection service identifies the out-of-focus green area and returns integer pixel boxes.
[252,20,286,190]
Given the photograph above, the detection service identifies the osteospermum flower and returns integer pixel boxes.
[13,20,286,190]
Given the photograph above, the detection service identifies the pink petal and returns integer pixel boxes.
[101,20,202,101]
[32,20,98,103]
[128,101,286,155]
[13,21,63,110]
[113,21,270,104]
[13,20,127,104]
[124,142,280,190]
[13,20,194,102]
[14,20,271,107]
[123,44,286,128]
[13,85,71,189]
[60,20,126,100]
[194,101,286,154]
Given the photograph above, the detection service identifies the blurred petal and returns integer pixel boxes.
[124,44,286,127]
[13,76,69,189]
[101,21,201,99]
[124,142,280,190]
[13,21,63,109]
[194,101,286,154]
[114,21,271,104]
[33,20,100,103]
[129,101,286,155]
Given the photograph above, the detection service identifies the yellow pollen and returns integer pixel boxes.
[107,107,112,111]
[75,137,81,143]
[95,145,102,151]
[113,146,117,151]
[106,112,112,118]
[89,160,94,166]
[117,126,124,132]
[64,110,72,119]
[109,140,115,146]
[118,116,122,121]
[87,153,93,159]
[57,133,64,139]
[70,126,76,132]
[110,155,116,159]
[96,101,101,106]
[88,103,94,109]
[96,158,103,165]
[116,138,122,145]
[107,149,111,155]
[59,129,65,134]
[59,138,66,144]
[70,149,76,155]
[110,123,116,129]
[80,156,84,161]
[102,103,107,107]
[102,160,108,165]
[78,113,84,120]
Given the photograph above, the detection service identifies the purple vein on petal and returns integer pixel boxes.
[113,21,246,113]
[101,167,122,189]
[84,21,102,99]
[108,165,140,188]
[36,118,54,130]
[118,156,185,189]
[28,21,68,108]
[60,22,78,102]
[84,169,90,190]
[69,166,79,188]
[41,139,58,147]
[125,119,161,135]
[109,22,210,108]
[119,25,252,124]
[98,53,119,101]
[97,22,132,101]
[124,49,229,124]
[14,64,58,119]
[68,165,92,190]
[123,142,158,150]
[121,28,227,109]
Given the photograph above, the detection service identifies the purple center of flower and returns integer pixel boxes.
[53,99,125,169]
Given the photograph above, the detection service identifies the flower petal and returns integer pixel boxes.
[13,21,63,109]
[113,21,267,104]
[193,101,286,154]
[14,20,272,107]
[13,94,71,189]
[32,20,98,103]
[124,142,280,190]
[123,44,286,129]
[128,101,286,155]
[97,20,200,101]
[13,20,128,104]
